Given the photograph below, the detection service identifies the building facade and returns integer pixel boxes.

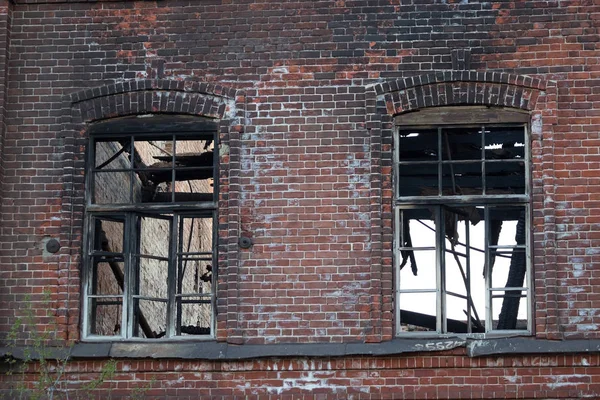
[1,0,600,398]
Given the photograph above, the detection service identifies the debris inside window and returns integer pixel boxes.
[85,117,217,340]
[395,123,530,334]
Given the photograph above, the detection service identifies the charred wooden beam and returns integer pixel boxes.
[155,325,210,338]
[147,192,213,203]
[145,151,214,183]
[96,142,128,170]
[146,168,213,184]
[400,310,485,333]
[497,211,527,330]
[152,152,213,166]
[99,230,156,339]
[485,219,503,277]
[399,216,418,276]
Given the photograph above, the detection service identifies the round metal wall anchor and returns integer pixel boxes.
[239,236,253,249]
[46,239,61,253]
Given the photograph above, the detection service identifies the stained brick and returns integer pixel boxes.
[1,0,600,398]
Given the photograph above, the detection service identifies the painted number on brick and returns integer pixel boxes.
[413,340,465,351]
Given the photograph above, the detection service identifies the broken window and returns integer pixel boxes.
[394,107,531,335]
[83,115,217,340]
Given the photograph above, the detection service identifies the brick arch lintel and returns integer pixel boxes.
[370,70,546,115]
[66,79,241,123]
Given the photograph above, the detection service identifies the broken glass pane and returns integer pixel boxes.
[441,127,482,161]
[89,297,122,336]
[442,162,482,195]
[397,162,438,197]
[488,206,526,248]
[93,217,125,253]
[137,259,169,298]
[399,250,437,290]
[443,207,485,333]
[139,215,171,259]
[399,292,437,333]
[177,259,212,296]
[174,139,214,202]
[491,290,528,330]
[95,139,130,170]
[93,171,132,204]
[177,299,212,336]
[399,208,436,248]
[490,249,527,288]
[397,128,438,162]
[485,161,525,194]
[177,216,213,295]
[484,126,525,161]
[134,299,167,339]
[92,261,124,296]
[135,137,173,167]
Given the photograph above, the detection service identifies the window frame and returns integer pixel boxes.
[393,107,533,338]
[82,118,219,341]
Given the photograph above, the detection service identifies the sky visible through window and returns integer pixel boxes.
[400,218,525,323]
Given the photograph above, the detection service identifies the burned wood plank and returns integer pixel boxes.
[400,310,485,333]
[396,106,530,126]
[152,152,213,166]
[89,114,218,135]
[147,192,213,203]
[144,151,214,183]
[399,216,418,276]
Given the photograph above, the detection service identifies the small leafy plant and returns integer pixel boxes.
[1,292,117,400]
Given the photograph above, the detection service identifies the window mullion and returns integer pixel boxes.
[526,204,533,334]
[466,217,471,334]
[87,138,96,207]
[437,128,442,196]
[129,136,134,204]
[124,212,134,339]
[435,206,444,334]
[525,124,531,197]
[211,210,218,336]
[394,207,402,334]
[171,134,176,203]
[484,206,492,333]
[166,213,178,338]
[82,215,92,337]
[481,124,486,196]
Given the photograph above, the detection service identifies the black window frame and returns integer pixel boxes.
[82,116,218,341]
[393,107,533,337]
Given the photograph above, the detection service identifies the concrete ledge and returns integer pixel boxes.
[3,338,600,361]
[466,338,600,357]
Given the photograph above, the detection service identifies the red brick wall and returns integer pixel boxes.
[4,353,600,399]
[1,0,600,398]
[0,0,11,213]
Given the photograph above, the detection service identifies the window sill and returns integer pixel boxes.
[3,338,600,361]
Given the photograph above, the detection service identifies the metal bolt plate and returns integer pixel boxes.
[239,236,252,249]
[46,238,61,254]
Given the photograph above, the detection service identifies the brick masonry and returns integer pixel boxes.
[1,0,600,398]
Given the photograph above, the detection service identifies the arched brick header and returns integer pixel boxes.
[371,71,546,115]
[67,79,239,122]
[364,70,551,342]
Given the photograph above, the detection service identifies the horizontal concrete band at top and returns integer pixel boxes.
[2,338,600,361]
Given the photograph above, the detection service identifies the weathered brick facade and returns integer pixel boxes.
[1,0,600,398]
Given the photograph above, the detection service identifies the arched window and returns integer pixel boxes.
[394,106,532,336]
[82,115,217,340]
